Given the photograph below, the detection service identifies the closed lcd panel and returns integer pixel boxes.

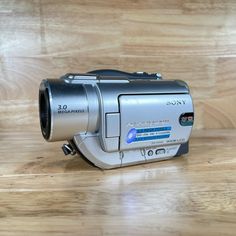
[119,94,193,151]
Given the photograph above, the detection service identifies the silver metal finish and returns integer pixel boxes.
[105,113,120,138]
[39,70,194,169]
[39,79,97,141]
[83,84,99,133]
[119,94,193,151]
[73,134,180,169]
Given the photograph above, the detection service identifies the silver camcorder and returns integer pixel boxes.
[39,70,194,169]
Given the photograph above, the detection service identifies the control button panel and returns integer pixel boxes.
[146,148,166,158]
[145,145,179,160]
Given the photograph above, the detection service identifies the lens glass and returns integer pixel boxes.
[39,88,51,139]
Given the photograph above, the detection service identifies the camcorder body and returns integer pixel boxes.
[39,70,194,169]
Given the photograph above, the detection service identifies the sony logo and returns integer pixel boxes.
[166,100,186,105]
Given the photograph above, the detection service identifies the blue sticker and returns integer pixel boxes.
[126,128,137,143]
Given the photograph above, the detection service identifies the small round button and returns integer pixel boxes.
[147,150,153,156]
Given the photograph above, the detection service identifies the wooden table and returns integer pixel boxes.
[1,0,236,235]
[0,129,235,235]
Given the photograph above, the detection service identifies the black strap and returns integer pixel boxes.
[87,69,161,80]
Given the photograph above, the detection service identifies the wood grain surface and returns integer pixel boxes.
[0,129,235,235]
[0,1,236,235]
[1,0,236,130]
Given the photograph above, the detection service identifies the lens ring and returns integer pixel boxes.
[39,88,51,140]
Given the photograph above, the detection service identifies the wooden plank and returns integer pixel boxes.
[0,129,235,235]
[1,0,236,129]
[122,13,236,57]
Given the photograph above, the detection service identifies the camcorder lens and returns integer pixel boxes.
[39,79,99,142]
[39,88,51,140]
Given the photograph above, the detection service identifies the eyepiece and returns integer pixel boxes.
[39,88,51,140]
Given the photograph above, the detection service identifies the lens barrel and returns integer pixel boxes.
[39,79,99,141]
